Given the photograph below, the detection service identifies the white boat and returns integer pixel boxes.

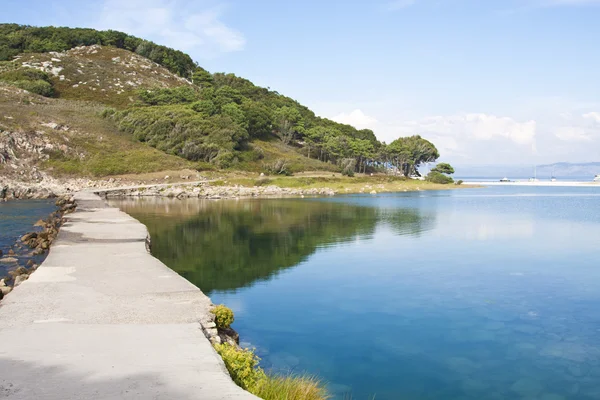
[594,174,600,182]
[500,177,510,182]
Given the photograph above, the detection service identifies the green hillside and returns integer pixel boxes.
[0,24,443,178]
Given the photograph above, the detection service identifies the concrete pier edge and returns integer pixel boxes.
[0,191,258,399]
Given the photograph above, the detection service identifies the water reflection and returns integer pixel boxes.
[112,198,434,294]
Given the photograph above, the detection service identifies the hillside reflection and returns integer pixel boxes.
[110,198,435,294]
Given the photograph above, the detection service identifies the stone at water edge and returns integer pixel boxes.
[13,274,28,287]
[7,249,15,256]
[21,232,38,242]
[0,250,3,257]
[0,286,10,296]
[0,257,18,263]
[26,260,34,268]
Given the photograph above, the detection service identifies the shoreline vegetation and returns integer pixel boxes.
[206,304,330,400]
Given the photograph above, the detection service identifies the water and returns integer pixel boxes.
[0,199,57,276]
[110,186,600,400]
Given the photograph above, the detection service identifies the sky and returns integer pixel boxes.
[3,0,600,165]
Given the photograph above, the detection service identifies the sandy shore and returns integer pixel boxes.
[463,180,600,187]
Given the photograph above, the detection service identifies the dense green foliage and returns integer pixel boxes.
[431,162,455,175]
[214,344,329,399]
[108,75,440,173]
[0,67,55,96]
[426,162,455,184]
[426,171,454,184]
[211,304,234,329]
[214,344,266,391]
[0,24,195,77]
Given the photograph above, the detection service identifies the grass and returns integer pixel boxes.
[253,374,330,400]
[214,343,330,400]
[201,172,462,194]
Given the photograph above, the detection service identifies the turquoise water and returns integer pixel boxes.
[0,199,56,276]
[112,186,600,399]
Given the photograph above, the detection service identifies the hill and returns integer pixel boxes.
[0,24,444,184]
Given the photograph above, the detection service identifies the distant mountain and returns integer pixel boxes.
[455,162,600,179]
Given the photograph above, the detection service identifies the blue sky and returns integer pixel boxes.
[3,0,600,165]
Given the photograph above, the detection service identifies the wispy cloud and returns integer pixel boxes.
[95,0,245,57]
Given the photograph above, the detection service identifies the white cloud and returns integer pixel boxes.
[95,0,245,57]
[555,127,592,142]
[583,112,600,123]
[396,113,537,146]
[331,109,379,130]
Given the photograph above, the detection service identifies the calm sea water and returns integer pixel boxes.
[111,186,600,400]
[0,199,57,276]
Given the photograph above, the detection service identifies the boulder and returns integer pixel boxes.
[26,260,34,268]
[0,257,18,263]
[0,286,11,296]
[8,249,15,256]
[21,232,38,242]
[9,266,28,277]
[13,274,28,287]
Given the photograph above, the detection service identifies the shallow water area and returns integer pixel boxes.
[110,185,600,400]
[0,199,57,276]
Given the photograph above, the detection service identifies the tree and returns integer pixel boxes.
[387,136,439,176]
[431,162,455,175]
[273,106,304,145]
[192,67,214,88]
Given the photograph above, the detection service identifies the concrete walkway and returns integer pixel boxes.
[0,192,257,399]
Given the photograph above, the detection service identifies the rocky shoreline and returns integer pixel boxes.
[0,195,76,300]
[99,182,335,199]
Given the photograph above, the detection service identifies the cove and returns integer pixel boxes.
[110,186,600,400]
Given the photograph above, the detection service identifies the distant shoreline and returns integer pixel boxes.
[463,180,600,187]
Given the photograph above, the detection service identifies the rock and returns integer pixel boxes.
[9,266,28,277]
[34,219,45,227]
[26,260,34,268]
[202,322,216,329]
[21,232,37,242]
[0,257,18,263]
[13,274,28,287]
[370,190,377,194]
[8,249,15,256]
[0,286,11,296]
[0,278,6,287]
[0,250,3,257]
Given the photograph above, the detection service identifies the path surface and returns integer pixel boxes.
[0,192,257,400]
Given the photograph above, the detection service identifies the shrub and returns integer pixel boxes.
[339,158,356,177]
[211,304,234,329]
[14,80,54,96]
[455,179,463,185]
[264,158,291,175]
[214,344,266,391]
[0,68,55,97]
[426,171,454,184]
